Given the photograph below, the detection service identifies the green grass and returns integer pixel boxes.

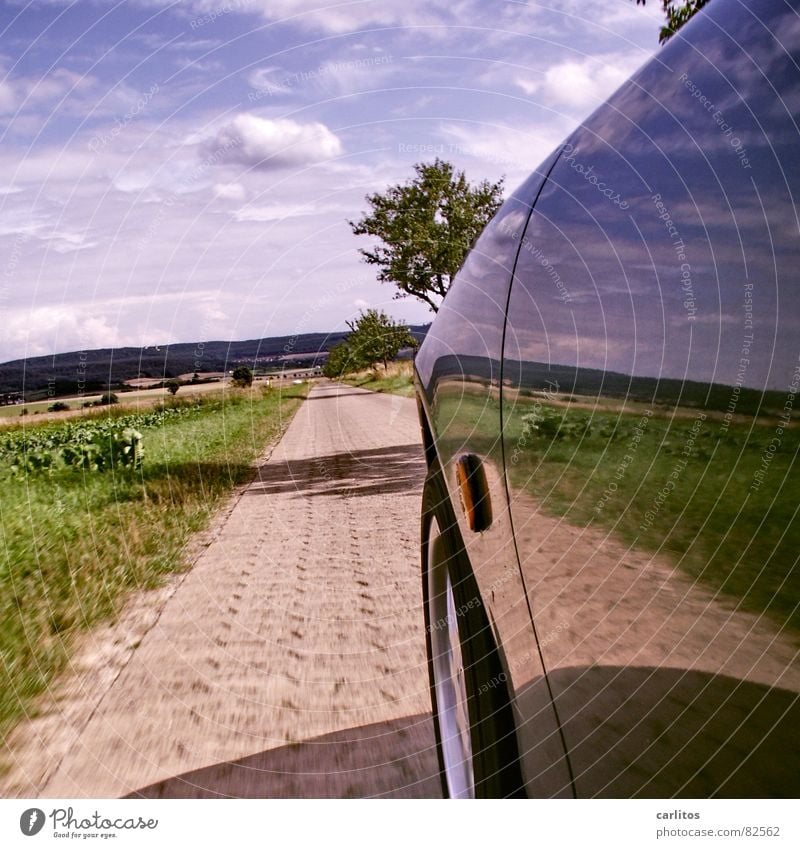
[502,399,800,632]
[0,385,305,744]
[342,360,415,397]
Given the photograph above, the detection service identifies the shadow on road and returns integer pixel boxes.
[249,443,425,499]
[127,713,441,798]
[515,666,800,798]
[302,390,377,400]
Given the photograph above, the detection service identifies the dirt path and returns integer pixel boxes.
[2,383,439,798]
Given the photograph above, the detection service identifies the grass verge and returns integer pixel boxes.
[341,360,415,397]
[0,384,305,745]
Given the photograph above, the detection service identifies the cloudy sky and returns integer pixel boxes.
[0,0,663,362]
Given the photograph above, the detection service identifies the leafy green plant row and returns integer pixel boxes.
[9,427,143,474]
[0,401,206,474]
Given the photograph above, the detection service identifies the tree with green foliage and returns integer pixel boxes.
[165,379,180,396]
[346,309,417,371]
[634,0,710,43]
[231,365,254,388]
[349,159,504,312]
[322,341,354,379]
[98,392,119,406]
[323,310,417,377]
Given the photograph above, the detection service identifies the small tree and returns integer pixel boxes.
[346,309,417,371]
[349,159,503,312]
[48,401,70,412]
[232,365,254,388]
[165,379,180,396]
[98,392,119,406]
[323,341,355,378]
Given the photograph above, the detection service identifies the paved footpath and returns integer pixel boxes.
[4,383,440,798]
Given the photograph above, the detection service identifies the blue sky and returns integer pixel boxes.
[0,0,662,362]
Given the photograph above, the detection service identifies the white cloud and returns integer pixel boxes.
[0,66,97,117]
[516,52,647,112]
[202,113,343,170]
[49,231,98,254]
[214,182,247,201]
[0,212,96,253]
[160,0,455,33]
[246,66,293,95]
[233,201,340,222]
[440,121,568,187]
[0,77,16,113]
[5,307,121,359]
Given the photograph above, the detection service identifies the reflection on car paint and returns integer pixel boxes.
[415,0,800,798]
[503,0,800,797]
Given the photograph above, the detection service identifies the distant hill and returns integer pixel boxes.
[0,326,431,398]
[427,353,785,418]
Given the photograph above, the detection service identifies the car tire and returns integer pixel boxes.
[422,468,525,799]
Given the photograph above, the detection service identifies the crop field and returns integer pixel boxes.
[0,385,306,746]
[0,379,236,420]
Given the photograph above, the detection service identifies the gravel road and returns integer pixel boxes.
[3,383,439,798]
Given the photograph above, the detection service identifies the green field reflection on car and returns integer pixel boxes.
[503,390,800,634]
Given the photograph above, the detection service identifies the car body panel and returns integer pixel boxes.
[416,0,800,798]
[502,0,800,797]
[415,154,574,795]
